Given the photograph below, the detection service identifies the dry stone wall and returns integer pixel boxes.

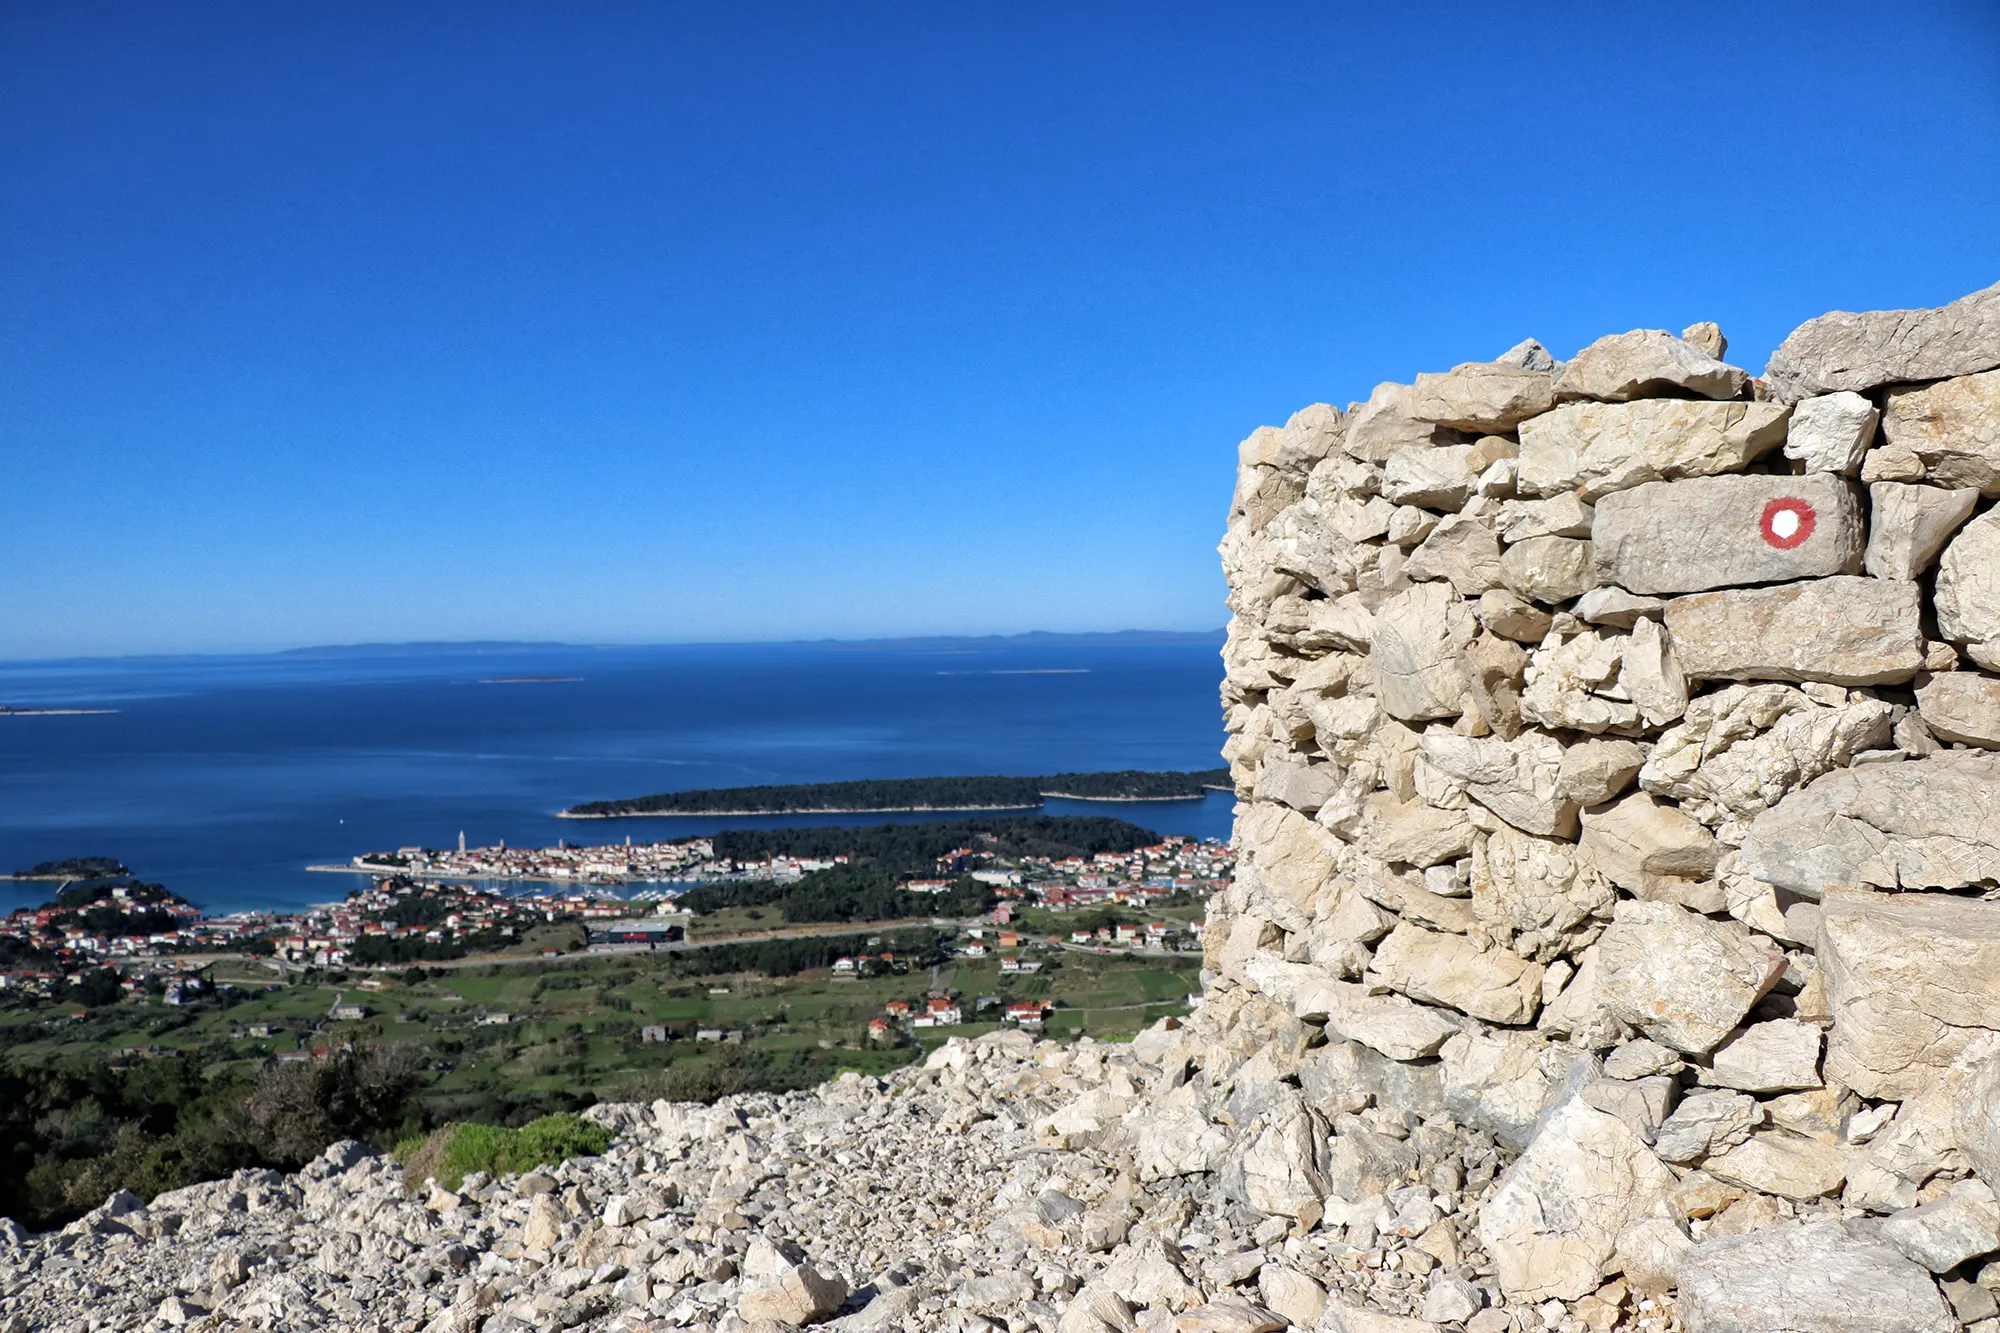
[1173,280,2000,1326]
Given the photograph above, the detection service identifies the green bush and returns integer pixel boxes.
[397,1112,611,1192]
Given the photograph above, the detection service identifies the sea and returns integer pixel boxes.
[0,639,1234,917]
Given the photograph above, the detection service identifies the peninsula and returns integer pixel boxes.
[560,768,1231,818]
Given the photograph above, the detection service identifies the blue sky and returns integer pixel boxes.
[3,3,1996,659]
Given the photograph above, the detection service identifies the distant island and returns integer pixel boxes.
[0,705,118,717]
[5,856,132,882]
[562,768,1232,818]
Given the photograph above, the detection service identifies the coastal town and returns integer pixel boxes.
[321,826,1235,901]
[0,829,1231,1004]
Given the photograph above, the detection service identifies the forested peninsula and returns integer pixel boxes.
[561,768,1230,817]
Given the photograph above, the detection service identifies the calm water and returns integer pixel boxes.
[0,641,1233,915]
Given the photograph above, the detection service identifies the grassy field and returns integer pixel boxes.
[0,941,1204,1116]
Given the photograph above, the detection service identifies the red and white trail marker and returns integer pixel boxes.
[1760,497,1817,550]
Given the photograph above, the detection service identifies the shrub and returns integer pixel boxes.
[658,1044,823,1103]
[243,1044,424,1166]
[397,1113,611,1192]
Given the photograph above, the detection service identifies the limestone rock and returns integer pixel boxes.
[1475,1097,1678,1301]
[1663,576,1925,686]
[1879,367,2000,495]
[1059,1285,1140,1333]
[1345,382,1466,462]
[1225,1090,1331,1219]
[1555,328,1750,402]
[1326,492,1395,541]
[1381,444,1478,510]
[1098,1237,1202,1311]
[1709,1019,1822,1092]
[1639,684,1895,826]
[1369,922,1543,1025]
[1520,628,1645,734]
[1265,592,1377,656]
[1302,692,1383,751]
[1172,1300,1286,1333]
[1255,1264,1325,1329]
[1954,1052,2000,1197]
[1129,1080,1231,1180]
[1471,825,1612,960]
[1596,900,1784,1055]
[1878,1179,2000,1274]
[1419,1275,1481,1325]
[1404,513,1504,596]
[1683,1219,1956,1331]
[1580,1074,1677,1144]
[1703,1129,1847,1199]
[1307,979,1462,1061]
[1441,1028,1560,1150]
[1578,793,1721,911]
[1352,857,1477,934]
[1408,360,1557,433]
[1652,1090,1761,1165]
[1863,482,1979,580]
[1738,752,2000,896]
[1516,399,1790,500]
[1591,474,1864,595]
[1557,738,1645,807]
[521,1193,565,1251]
[1681,321,1728,359]
[1387,504,1438,546]
[1573,584,1663,629]
[1370,583,1476,721]
[1619,617,1690,727]
[1320,1301,1442,1333]
[1815,887,2000,1099]
[1418,731,1576,837]
[1477,587,1553,642]
[1498,494,1593,542]
[1254,756,1342,813]
[1764,278,2000,400]
[1238,802,1344,934]
[1783,390,1880,474]
[1602,1037,1684,1080]
[739,1237,850,1326]
[1360,794,1475,869]
[1299,1039,1445,1120]
[1915,670,2000,747]
[1499,535,1596,604]
[1267,500,1367,597]
[1936,507,2000,670]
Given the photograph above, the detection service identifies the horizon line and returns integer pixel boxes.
[0,626,1230,668]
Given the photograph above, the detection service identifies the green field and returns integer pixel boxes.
[1,943,1204,1106]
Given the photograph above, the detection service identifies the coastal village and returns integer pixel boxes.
[0,831,1231,1021]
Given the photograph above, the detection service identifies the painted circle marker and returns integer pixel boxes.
[1761,497,1816,550]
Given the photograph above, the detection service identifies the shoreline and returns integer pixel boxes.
[1037,792,1205,803]
[557,802,1045,819]
[305,863,696,887]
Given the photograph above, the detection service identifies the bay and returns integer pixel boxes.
[0,639,1232,916]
